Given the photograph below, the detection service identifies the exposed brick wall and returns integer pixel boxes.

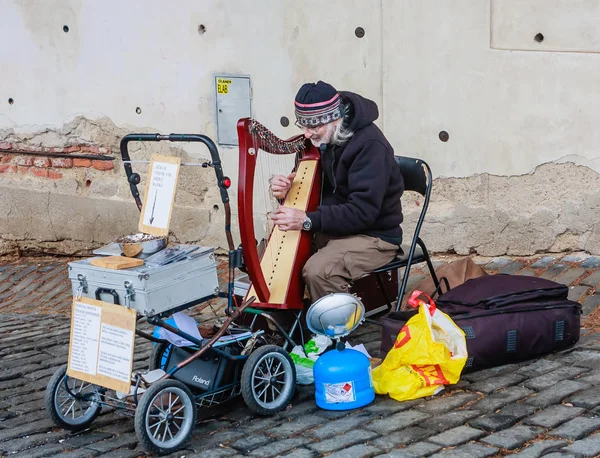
[0,142,114,179]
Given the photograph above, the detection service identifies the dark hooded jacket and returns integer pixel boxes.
[306,91,404,245]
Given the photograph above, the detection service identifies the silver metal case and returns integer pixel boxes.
[68,251,219,316]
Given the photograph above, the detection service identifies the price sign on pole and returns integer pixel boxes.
[138,154,181,236]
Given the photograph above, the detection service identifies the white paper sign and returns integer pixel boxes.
[97,323,134,383]
[69,302,102,375]
[67,297,137,393]
[142,161,179,230]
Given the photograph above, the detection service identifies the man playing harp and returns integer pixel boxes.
[271,81,404,302]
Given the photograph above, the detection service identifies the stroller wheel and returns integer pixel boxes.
[149,341,173,371]
[135,379,196,454]
[45,365,101,430]
[241,345,296,415]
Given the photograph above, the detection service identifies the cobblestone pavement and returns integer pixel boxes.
[1,253,600,457]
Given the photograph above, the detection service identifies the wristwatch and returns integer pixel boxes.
[302,216,312,231]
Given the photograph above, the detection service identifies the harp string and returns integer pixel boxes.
[247,120,306,295]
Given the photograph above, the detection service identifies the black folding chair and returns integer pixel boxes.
[369,156,440,314]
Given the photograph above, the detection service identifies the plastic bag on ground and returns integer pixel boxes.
[290,335,333,385]
[372,290,467,402]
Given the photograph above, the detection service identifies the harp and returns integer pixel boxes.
[237,118,321,310]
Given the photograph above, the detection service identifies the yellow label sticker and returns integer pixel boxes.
[217,78,231,94]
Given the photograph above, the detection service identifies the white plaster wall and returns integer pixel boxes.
[383,0,600,178]
[0,0,382,187]
[2,0,600,256]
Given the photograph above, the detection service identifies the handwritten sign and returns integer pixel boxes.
[138,154,181,237]
[67,297,136,393]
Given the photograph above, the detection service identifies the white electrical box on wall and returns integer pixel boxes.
[215,75,252,146]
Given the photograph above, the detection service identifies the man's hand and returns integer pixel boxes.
[271,206,306,231]
[270,173,296,200]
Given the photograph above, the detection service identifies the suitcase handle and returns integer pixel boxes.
[407,290,436,315]
[95,287,120,305]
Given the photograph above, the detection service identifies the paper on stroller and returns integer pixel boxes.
[155,312,202,347]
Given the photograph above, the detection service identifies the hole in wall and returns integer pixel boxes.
[198,24,206,35]
[438,131,449,142]
[355,27,365,38]
[85,179,92,187]
[534,33,544,43]
[280,116,289,127]
[212,204,219,212]
[8,98,14,105]
[135,107,142,114]
[63,25,69,33]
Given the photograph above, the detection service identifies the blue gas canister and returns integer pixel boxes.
[313,346,375,410]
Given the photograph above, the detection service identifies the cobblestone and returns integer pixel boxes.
[559,349,600,368]
[555,267,586,286]
[540,263,569,280]
[524,404,585,428]
[549,416,600,440]
[485,258,513,270]
[561,254,587,263]
[516,359,563,377]
[530,256,556,268]
[61,432,114,448]
[366,410,430,435]
[416,392,480,413]
[427,425,486,446]
[469,403,538,431]
[265,414,326,438]
[563,432,600,456]
[424,410,481,432]
[468,373,528,394]
[278,449,316,458]
[187,449,240,458]
[308,429,378,454]
[469,386,535,413]
[582,295,600,315]
[309,412,376,439]
[566,386,600,409]
[581,257,600,269]
[518,269,537,276]
[363,397,420,415]
[247,438,307,458]
[480,425,543,450]
[500,261,526,274]
[462,363,522,383]
[580,269,600,287]
[574,368,600,385]
[525,380,590,407]
[370,426,432,451]
[524,366,589,391]
[1,253,600,457]
[230,434,272,453]
[376,441,441,457]
[323,443,381,458]
[11,443,67,458]
[86,435,139,453]
[510,439,569,458]
[429,443,499,458]
[568,285,590,302]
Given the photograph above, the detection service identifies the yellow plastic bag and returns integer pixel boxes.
[372,291,468,402]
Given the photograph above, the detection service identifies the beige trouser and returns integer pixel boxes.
[302,233,400,301]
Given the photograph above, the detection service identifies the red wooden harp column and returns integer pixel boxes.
[237,118,321,310]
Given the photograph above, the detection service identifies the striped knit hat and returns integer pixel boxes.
[294,81,344,127]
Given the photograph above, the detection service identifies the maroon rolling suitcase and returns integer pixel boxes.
[435,275,582,372]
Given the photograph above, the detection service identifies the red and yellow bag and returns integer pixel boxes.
[372,291,468,401]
